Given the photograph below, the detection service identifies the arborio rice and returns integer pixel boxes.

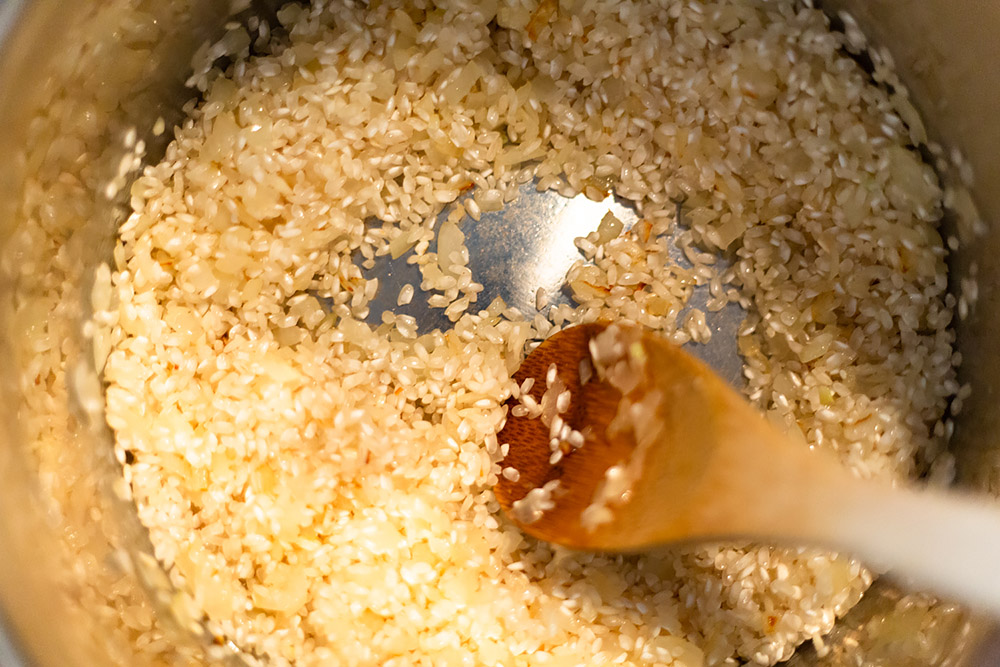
[98,0,961,664]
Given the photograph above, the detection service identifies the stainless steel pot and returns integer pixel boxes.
[0,1,998,665]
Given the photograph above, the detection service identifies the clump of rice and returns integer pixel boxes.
[511,479,562,524]
[97,0,962,665]
[577,324,662,532]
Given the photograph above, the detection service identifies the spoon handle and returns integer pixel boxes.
[639,348,1000,615]
[706,409,1000,616]
[821,479,1000,616]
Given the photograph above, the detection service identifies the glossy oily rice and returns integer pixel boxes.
[99,0,961,665]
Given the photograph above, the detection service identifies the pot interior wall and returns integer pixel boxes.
[820,0,1000,497]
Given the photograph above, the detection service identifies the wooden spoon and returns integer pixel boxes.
[496,321,1000,615]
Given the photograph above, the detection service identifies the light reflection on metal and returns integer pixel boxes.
[362,182,745,387]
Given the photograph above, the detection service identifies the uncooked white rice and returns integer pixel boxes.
[397,283,415,306]
[95,0,964,665]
